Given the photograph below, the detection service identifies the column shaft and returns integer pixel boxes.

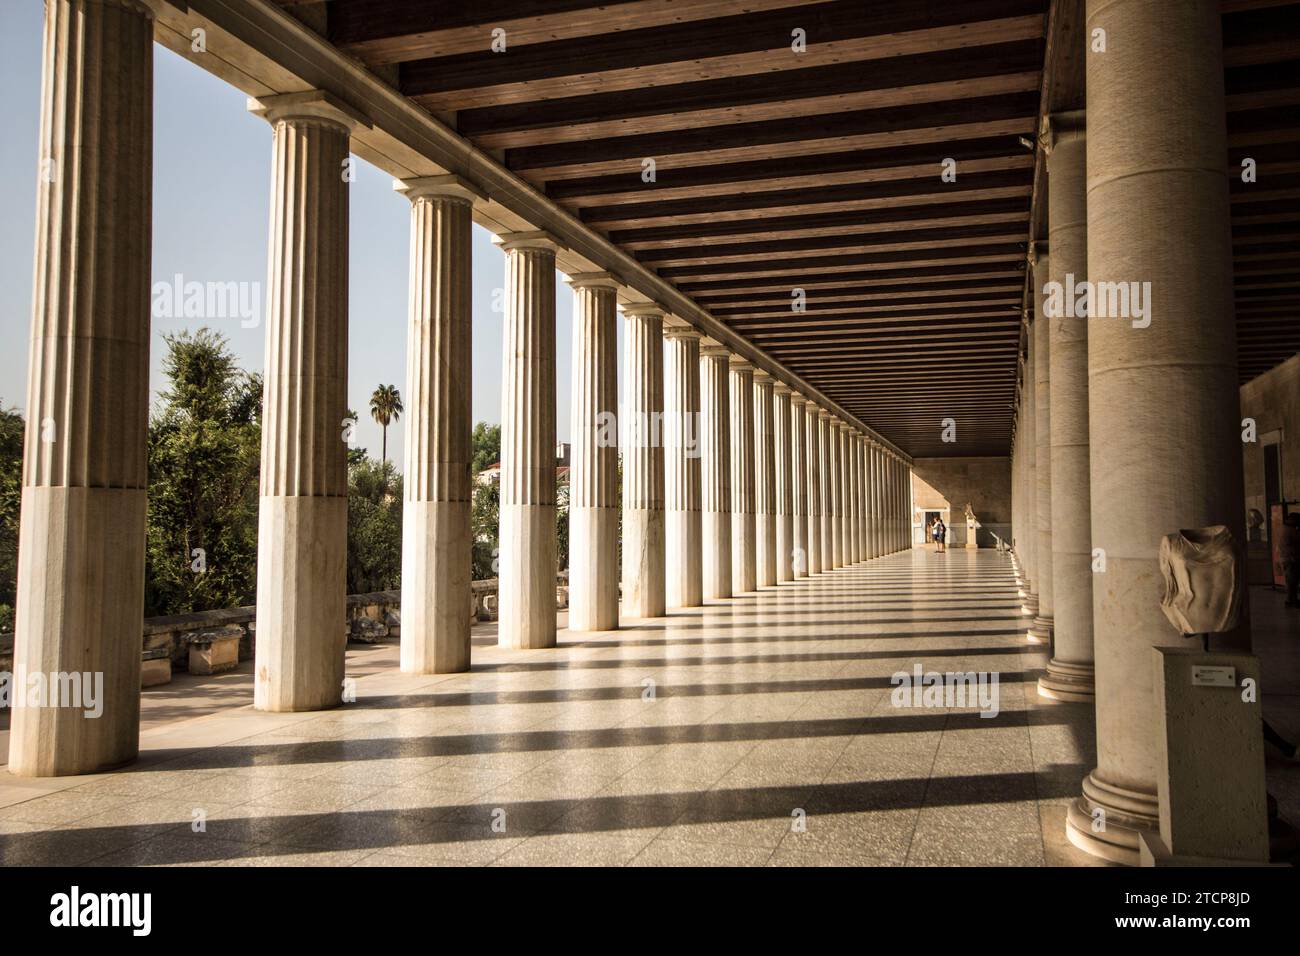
[730,360,756,593]
[1068,0,1245,865]
[622,306,666,618]
[497,235,558,649]
[567,274,620,630]
[700,346,732,598]
[253,97,354,712]
[10,0,153,775]
[399,181,475,673]
[774,386,795,581]
[665,327,703,608]
[806,406,823,574]
[1031,245,1055,643]
[822,414,838,568]
[753,374,777,587]
[790,395,809,576]
[1040,116,1096,701]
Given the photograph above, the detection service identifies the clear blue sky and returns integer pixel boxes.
[0,3,587,470]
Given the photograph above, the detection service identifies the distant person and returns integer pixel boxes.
[1282,512,1300,608]
[933,517,947,553]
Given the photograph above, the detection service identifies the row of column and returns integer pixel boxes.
[8,0,912,776]
[1011,0,1247,864]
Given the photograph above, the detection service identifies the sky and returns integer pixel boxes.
[0,2,594,471]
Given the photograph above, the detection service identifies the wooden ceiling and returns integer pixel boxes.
[281,0,1300,458]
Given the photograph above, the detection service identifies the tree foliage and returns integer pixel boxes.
[347,456,403,594]
[0,406,23,631]
[368,384,402,464]
[144,330,261,616]
[471,421,501,475]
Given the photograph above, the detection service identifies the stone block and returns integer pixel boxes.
[140,648,172,688]
[188,625,243,675]
[350,617,388,643]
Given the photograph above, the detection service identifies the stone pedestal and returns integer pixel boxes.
[8,0,154,776]
[251,92,360,712]
[397,177,476,673]
[730,358,757,594]
[567,273,620,630]
[622,304,666,618]
[665,326,703,608]
[700,344,733,598]
[1040,113,1096,701]
[497,233,559,649]
[753,373,777,588]
[1067,0,1245,865]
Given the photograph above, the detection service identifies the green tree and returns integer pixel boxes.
[369,384,403,465]
[0,406,23,631]
[347,455,403,593]
[144,330,261,616]
[471,421,501,475]
[471,476,499,580]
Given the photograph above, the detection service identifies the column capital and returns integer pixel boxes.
[728,354,753,371]
[394,174,485,205]
[790,391,808,406]
[495,230,563,254]
[663,320,701,341]
[1028,239,1048,269]
[248,90,369,132]
[699,340,730,358]
[566,271,620,290]
[621,301,667,319]
[752,369,774,386]
[1040,110,1086,154]
[816,407,832,420]
[773,382,792,397]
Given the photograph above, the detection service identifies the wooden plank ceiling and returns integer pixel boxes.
[282,0,1300,458]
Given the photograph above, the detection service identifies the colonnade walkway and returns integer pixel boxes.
[0,550,1106,866]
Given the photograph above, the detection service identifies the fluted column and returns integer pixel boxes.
[790,394,809,576]
[567,273,620,631]
[889,453,898,553]
[1030,243,1055,643]
[729,357,757,593]
[397,177,477,674]
[251,92,358,712]
[860,436,871,557]
[1022,311,1039,618]
[841,424,856,563]
[664,324,703,608]
[774,385,795,581]
[700,343,732,598]
[497,232,558,649]
[1040,113,1095,701]
[622,303,667,619]
[1067,0,1246,865]
[753,372,777,588]
[9,0,153,775]
[821,413,838,568]
[869,442,881,558]
[805,405,824,574]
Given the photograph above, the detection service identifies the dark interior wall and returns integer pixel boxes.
[911,456,1011,546]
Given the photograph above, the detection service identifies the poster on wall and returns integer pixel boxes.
[1271,503,1287,587]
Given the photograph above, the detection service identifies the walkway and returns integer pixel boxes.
[0,550,1105,866]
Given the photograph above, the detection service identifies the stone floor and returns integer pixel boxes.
[0,548,1294,867]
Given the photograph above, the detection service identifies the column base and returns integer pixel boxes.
[499,502,557,649]
[400,499,472,674]
[1021,594,1038,617]
[1066,770,1160,865]
[1038,659,1096,701]
[1027,614,1054,644]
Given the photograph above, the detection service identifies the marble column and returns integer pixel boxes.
[397,177,477,674]
[700,343,732,599]
[251,92,358,713]
[1039,113,1095,702]
[1021,311,1039,618]
[9,0,153,775]
[790,394,809,576]
[753,372,777,588]
[843,425,858,563]
[567,273,620,631]
[819,411,836,570]
[1067,0,1245,865]
[774,385,795,582]
[854,434,866,561]
[806,405,824,574]
[869,442,881,558]
[827,421,839,565]
[664,324,703,608]
[497,232,558,649]
[729,357,757,594]
[1029,243,1055,644]
[622,303,667,619]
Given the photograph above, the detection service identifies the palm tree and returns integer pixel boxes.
[369,384,403,465]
